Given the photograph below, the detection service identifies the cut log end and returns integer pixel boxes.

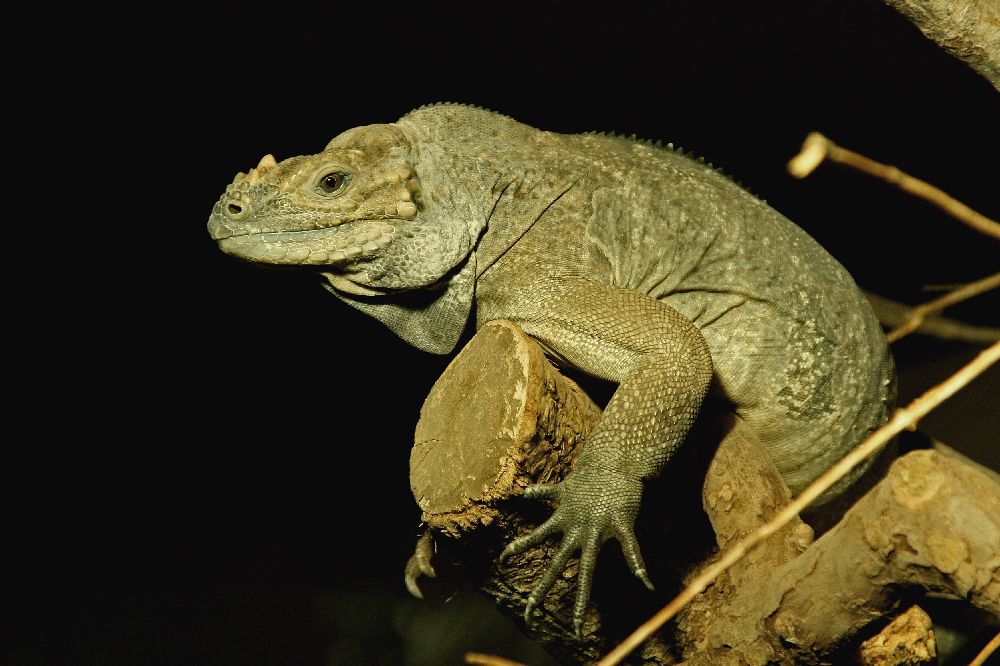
[410,320,601,537]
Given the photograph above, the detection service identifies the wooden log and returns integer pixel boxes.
[408,321,1000,664]
[410,319,601,537]
[676,448,1000,665]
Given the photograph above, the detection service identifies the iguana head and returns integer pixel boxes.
[207,123,473,297]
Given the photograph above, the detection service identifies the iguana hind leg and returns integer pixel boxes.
[494,281,713,636]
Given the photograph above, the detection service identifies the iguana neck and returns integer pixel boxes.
[398,106,577,280]
[322,105,572,354]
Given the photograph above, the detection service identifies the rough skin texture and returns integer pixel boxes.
[207,104,896,635]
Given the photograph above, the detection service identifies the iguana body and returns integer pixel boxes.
[208,104,895,633]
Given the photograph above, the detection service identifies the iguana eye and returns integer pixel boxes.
[319,172,347,194]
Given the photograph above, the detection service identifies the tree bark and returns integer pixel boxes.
[857,605,936,666]
[883,0,1000,91]
[409,321,1000,664]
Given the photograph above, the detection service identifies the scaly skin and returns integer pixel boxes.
[207,104,895,636]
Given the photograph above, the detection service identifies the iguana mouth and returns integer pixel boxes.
[208,204,354,242]
[216,218,398,266]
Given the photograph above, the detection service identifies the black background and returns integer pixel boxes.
[11,1,998,664]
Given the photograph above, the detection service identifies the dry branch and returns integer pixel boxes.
[409,322,1000,665]
[787,133,1000,241]
[884,272,1000,343]
[969,630,1000,666]
[465,652,529,666]
[863,290,1000,344]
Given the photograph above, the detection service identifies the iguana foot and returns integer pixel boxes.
[500,465,654,637]
[404,530,437,599]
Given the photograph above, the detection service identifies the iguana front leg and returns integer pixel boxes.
[498,281,713,635]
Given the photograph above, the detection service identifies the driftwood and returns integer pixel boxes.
[408,321,1000,664]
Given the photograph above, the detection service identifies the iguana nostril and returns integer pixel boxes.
[223,199,248,220]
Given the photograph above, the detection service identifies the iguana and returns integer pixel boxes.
[207,103,895,635]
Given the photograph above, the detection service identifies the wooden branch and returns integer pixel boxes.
[465,653,528,666]
[863,290,1000,344]
[883,0,1000,92]
[884,272,1000,343]
[765,450,998,642]
[969,630,1000,666]
[409,322,1000,665]
[788,132,1000,241]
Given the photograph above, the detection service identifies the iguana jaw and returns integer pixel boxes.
[214,218,401,266]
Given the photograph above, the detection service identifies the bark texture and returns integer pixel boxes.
[409,322,1000,664]
[858,605,936,666]
[884,0,1000,91]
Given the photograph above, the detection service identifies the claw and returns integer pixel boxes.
[404,559,425,599]
[524,596,537,624]
[634,567,655,591]
[420,559,437,578]
[615,519,654,590]
[414,531,436,578]
[404,531,437,599]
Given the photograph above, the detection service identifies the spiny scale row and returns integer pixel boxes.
[593,130,754,194]
[411,101,515,122]
[409,103,754,195]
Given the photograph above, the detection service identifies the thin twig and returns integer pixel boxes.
[864,290,1000,344]
[787,132,1000,241]
[598,340,1000,666]
[968,630,1000,666]
[921,283,969,292]
[884,272,1000,343]
[464,653,528,666]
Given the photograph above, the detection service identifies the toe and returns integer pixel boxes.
[523,481,563,501]
[414,531,436,577]
[500,512,565,562]
[404,532,437,599]
[615,521,654,591]
[572,530,602,638]
[524,534,579,624]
